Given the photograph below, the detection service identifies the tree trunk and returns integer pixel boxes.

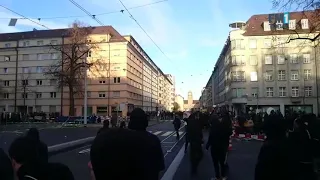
[69,85,75,116]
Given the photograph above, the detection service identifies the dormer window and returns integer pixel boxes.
[301,19,309,29]
[276,21,283,30]
[289,20,296,30]
[264,21,271,31]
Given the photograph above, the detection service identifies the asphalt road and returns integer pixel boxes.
[173,135,262,180]
[49,120,185,180]
[0,120,163,152]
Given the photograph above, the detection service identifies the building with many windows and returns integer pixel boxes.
[199,73,213,112]
[212,10,320,115]
[0,26,173,116]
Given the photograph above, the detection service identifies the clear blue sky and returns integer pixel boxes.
[0,0,277,99]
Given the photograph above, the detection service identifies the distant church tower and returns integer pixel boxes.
[188,91,193,105]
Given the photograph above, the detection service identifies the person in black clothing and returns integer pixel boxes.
[206,112,232,180]
[255,114,293,180]
[97,120,109,135]
[26,128,48,164]
[0,148,14,180]
[187,111,203,175]
[90,128,163,180]
[128,108,165,180]
[173,115,181,140]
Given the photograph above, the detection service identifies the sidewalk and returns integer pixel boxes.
[172,132,262,180]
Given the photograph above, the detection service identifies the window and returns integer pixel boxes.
[5,43,11,48]
[50,92,57,98]
[37,54,51,60]
[276,21,283,30]
[36,93,42,98]
[232,88,245,98]
[36,67,43,73]
[231,71,245,81]
[278,70,286,80]
[36,80,42,85]
[277,55,285,64]
[301,19,309,29]
[305,86,312,97]
[232,56,246,65]
[23,41,29,46]
[113,77,120,83]
[22,67,30,73]
[266,87,274,97]
[4,80,9,86]
[249,39,257,49]
[289,20,296,30]
[99,80,106,84]
[98,92,106,98]
[265,71,273,81]
[3,93,9,99]
[22,80,28,86]
[303,54,311,63]
[290,54,298,63]
[51,53,58,59]
[249,55,257,65]
[265,55,273,64]
[264,21,271,31]
[251,87,258,97]
[4,68,8,73]
[279,87,286,97]
[4,56,10,61]
[234,39,245,49]
[50,40,58,45]
[87,91,91,97]
[22,93,28,99]
[291,70,299,80]
[22,54,29,60]
[113,91,120,97]
[264,39,272,48]
[250,72,258,81]
[304,69,311,80]
[37,41,43,46]
[292,87,299,97]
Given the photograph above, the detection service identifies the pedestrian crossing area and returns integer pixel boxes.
[148,130,184,137]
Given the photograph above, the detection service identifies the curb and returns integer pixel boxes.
[48,136,95,156]
[161,143,185,180]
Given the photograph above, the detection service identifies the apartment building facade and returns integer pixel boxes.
[212,11,320,115]
[199,73,213,111]
[0,26,173,116]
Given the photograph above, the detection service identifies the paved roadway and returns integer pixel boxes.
[0,120,162,152]
[49,120,185,180]
[173,134,262,180]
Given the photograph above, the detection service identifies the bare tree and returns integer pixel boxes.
[45,21,101,116]
[20,73,30,114]
[272,0,320,42]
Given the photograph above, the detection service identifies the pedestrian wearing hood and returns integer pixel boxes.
[128,108,165,180]
[206,111,232,180]
[173,115,181,140]
[26,128,48,164]
[187,111,203,176]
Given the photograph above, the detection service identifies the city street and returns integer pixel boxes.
[49,120,184,180]
[173,136,262,180]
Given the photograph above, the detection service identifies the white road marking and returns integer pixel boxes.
[173,132,184,137]
[79,148,90,154]
[161,131,173,136]
[153,131,162,135]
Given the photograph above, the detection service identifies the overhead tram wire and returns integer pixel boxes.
[117,0,182,72]
[0,0,169,20]
[0,4,51,29]
[68,0,104,26]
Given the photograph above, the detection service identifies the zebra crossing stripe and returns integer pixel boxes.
[153,131,162,135]
[79,148,90,154]
[161,131,173,136]
[173,132,184,137]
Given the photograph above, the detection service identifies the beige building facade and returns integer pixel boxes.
[183,91,200,111]
[174,94,184,111]
[212,11,320,115]
[0,26,173,116]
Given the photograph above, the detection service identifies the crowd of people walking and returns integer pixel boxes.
[1,106,320,180]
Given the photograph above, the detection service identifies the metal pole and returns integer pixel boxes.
[84,58,88,125]
[314,42,319,116]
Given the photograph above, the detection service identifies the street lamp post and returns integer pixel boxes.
[83,58,88,126]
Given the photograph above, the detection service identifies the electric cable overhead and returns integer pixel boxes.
[117,0,175,64]
[0,0,168,20]
[68,0,105,26]
[0,4,51,29]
